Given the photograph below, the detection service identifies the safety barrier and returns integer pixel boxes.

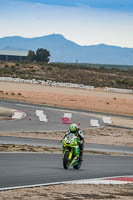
[104,87,133,94]
[12,111,26,119]
[1,77,132,94]
[35,110,48,122]
[35,110,112,126]
[0,77,94,90]
[38,115,48,122]
[35,110,44,117]
[61,113,72,124]
[90,119,100,127]
[102,117,112,125]
[63,113,72,119]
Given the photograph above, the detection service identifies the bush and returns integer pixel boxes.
[47,66,53,71]
[4,64,8,68]
[15,63,20,67]
[11,92,15,95]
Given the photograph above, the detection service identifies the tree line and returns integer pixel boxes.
[27,48,50,63]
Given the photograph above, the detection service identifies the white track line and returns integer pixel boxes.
[0,182,63,191]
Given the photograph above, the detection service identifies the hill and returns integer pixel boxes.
[0,34,133,65]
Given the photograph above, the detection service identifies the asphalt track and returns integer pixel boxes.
[0,99,133,190]
[0,136,133,154]
[0,153,133,189]
[0,99,105,132]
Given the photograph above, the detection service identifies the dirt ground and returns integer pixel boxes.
[0,81,133,199]
[0,126,133,148]
[0,81,133,147]
[0,81,133,116]
[0,183,133,200]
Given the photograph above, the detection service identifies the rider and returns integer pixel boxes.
[65,123,84,161]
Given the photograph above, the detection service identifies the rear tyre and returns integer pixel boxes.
[63,151,70,169]
[73,161,81,169]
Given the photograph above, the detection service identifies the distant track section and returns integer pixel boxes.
[0,99,105,132]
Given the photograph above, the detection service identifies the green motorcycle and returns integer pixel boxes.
[61,133,81,169]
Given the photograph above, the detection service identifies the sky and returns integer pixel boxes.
[0,0,133,47]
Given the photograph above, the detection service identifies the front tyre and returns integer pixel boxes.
[63,151,70,169]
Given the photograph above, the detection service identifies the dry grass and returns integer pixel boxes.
[0,62,133,89]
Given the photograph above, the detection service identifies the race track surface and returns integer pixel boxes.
[0,136,133,154]
[0,99,133,190]
[0,99,104,132]
[0,153,133,189]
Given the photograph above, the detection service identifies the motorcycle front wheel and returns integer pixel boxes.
[63,151,70,169]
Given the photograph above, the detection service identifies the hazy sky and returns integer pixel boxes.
[0,0,133,47]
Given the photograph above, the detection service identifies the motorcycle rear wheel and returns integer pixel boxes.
[73,161,81,169]
[63,151,70,169]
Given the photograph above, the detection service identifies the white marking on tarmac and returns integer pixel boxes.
[0,181,64,191]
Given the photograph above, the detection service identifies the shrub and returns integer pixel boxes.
[15,63,20,67]
[47,66,53,71]
[31,69,36,73]
[4,64,8,68]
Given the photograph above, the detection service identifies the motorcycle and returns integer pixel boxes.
[61,133,81,169]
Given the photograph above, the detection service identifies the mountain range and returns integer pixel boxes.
[0,34,133,65]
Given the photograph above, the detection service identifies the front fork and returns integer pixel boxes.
[62,146,79,166]
[62,146,73,161]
